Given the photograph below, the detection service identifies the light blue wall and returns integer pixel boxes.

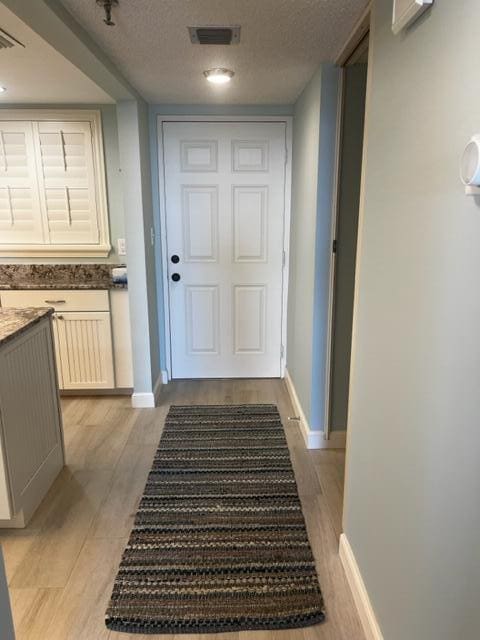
[117,100,159,393]
[287,66,339,429]
[0,104,125,264]
[287,70,322,423]
[311,65,340,429]
[149,104,294,372]
[344,1,480,639]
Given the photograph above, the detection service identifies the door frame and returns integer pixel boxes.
[156,115,293,381]
[324,5,372,440]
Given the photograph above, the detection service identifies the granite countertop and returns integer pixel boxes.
[0,307,54,346]
[0,264,127,291]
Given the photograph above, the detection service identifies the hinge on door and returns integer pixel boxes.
[332,239,337,254]
[284,147,288,165]
[280,344,285,359]
[282,250,286,268]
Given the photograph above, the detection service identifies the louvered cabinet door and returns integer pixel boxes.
[54,312,115,389]
[0,121,44,243]
[36,121,100,245]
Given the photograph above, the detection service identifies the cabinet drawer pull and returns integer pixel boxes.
[45,299,66,304]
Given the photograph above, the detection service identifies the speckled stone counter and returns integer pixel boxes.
[0,264,127,290]
[0,307,54,346]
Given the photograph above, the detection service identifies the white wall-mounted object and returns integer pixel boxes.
[117,238,127,256]
[461,135,480,195]
[392,0,433,34]
[0,110,111,258]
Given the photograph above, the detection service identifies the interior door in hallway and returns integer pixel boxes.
[163,121,287,379]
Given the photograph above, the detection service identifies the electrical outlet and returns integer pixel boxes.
[117,238,126,256]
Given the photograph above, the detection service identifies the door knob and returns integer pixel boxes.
[171,254,180,264]
[171,273,181,282]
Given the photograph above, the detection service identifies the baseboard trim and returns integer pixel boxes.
[339,534,384,640]
[131,374,163,408]
[284,369,346,450]
[154,374,163,403]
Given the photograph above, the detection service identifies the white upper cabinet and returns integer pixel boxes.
[0,111,110,257]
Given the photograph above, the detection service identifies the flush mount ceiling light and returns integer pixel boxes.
[203,68,234,85]
[0,87,6,93]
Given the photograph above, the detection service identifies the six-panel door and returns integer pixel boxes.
[163,121,287,379]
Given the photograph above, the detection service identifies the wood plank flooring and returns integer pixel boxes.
[0,379,365,640]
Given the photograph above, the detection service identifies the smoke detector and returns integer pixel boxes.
[188,26,241,45]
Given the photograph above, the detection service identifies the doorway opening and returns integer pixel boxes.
[326,24,369,436]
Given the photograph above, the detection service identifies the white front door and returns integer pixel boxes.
[163,121,287,379]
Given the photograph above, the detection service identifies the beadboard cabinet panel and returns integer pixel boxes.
[54,311,115,389]
[0,317,64,526]
[0,111,110,257]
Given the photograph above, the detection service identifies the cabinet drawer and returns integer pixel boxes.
[0,289,109,312]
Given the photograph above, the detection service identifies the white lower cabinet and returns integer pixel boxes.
[53,311,115,389]
[0,288,133,392]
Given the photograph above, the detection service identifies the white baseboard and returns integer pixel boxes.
[284,368,346,449]
[131,374,163,408]
[339,534,384,640]
[131,392,155,408]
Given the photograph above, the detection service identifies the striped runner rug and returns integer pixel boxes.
[105,404,325,634]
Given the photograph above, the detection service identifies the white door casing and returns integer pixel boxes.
[162,121,288,379]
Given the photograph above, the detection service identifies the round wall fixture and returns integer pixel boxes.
[203,68,235,85]
[461,135,480,195]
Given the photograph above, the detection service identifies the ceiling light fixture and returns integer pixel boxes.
[0,87,6,93]
[203,68,234,85]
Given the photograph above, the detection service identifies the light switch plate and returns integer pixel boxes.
[117,238,126,256]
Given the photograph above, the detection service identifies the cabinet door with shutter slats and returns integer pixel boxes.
[0,121,44,243]
[54,311,115,389]
[36,121,100,245]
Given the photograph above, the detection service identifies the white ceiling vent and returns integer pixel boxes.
[0,27,25,50]
[188,26,241,45]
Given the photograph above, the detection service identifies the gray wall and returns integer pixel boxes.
[0,104,125,264]
[0,548,14,639]
[149,104,294,373]
[330,64,367,430]
[288,66,339,429]
[117,100,160,393]
[344,1,480,639]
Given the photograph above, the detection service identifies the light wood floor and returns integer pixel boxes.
[0,379,365,640]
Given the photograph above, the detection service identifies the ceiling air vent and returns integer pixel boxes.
[188,26,241,45]
[0,27,25,50]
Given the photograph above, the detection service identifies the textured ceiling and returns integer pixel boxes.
[0,3,113,104]
[58,0,368,105]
